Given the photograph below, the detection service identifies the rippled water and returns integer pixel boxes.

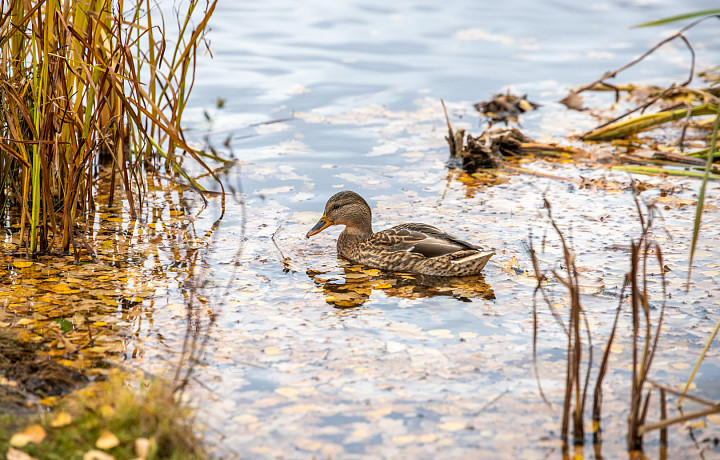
[137,1,720,458]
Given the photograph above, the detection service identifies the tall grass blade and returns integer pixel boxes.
[687,103,720,285]
[635,10,720,28]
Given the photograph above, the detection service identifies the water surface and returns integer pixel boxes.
[142,1,720,458]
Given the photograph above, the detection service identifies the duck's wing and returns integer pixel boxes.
[369,223,478,258]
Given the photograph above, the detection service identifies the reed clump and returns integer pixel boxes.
[0,0,219,255]
[530,196,719,458]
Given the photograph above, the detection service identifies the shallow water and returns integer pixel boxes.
[36,0,720,458]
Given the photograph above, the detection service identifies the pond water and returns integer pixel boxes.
[19,0,720,458]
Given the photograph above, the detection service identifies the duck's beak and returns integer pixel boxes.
[306,214,332,238]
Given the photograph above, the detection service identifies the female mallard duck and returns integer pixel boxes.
[306,191,493,276]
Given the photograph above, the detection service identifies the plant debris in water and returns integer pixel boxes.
[473,92,541,125]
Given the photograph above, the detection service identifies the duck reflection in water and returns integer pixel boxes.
[307,259,495,309]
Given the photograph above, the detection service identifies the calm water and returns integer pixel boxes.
[138,1,720,458]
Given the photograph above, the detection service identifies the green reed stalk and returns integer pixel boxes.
[687,103,720,284]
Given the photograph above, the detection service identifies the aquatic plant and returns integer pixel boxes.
[0,0,220,255]
[530,195,720,457]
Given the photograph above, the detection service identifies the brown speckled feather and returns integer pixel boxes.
[307,191,494,276]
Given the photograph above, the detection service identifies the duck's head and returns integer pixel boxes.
[306,191,372,238]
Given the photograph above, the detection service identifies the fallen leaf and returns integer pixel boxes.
[392,434,417,445]
[50,412,72,427]
[438,421,466,432]
[263,346,283,355]
[559,92,584,111]
[83,450,115,460]
[14,261,33,268]
[275,387,300,399]
[6,447,38,460]
[96,430,120,449]
[135,438,150,459]
[295,439,322,451]
[10,424,46,447]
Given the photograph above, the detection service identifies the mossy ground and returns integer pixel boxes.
[0,328,204,460]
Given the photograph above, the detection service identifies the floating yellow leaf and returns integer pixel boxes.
[10,424,46,447]
[53,284,82,294]
[96,430,120,449]
[233,414,258,424]
[438,421,466,432]
[263,346,282,355]
[281,404,316,415]
[392,435,417,445]
[14,261,33,268]
[50,412,72,427]
[84,346,108,354]
[428,329,454,338]
[295,439,322,451]
[418,434,438,443]
[275,387,300,399]
[685,420,706,430]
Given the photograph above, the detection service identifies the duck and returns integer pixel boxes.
[305,191,494,276]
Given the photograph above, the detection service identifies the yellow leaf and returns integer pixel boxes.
[50,412,72,428]
[84,346,108,354]
[438,421,466,432]
[53,284,82,294]
[96,430,120,449]
[392,435,417,445]
[40,396,57,406]
[82,450,115,460]
[295,439,322,451]
[263,346,282,355]
[99,404,115,418]
[10,424,46,447]
[275,387,300,399]
[14,261,33,268]
[6,447,38,460]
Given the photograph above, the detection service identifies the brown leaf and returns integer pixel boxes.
[559,92,584,111]
[9,424,46,447]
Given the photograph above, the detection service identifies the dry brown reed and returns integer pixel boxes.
[0,0,220,255]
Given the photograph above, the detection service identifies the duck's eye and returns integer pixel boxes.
[329,203,341,213]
